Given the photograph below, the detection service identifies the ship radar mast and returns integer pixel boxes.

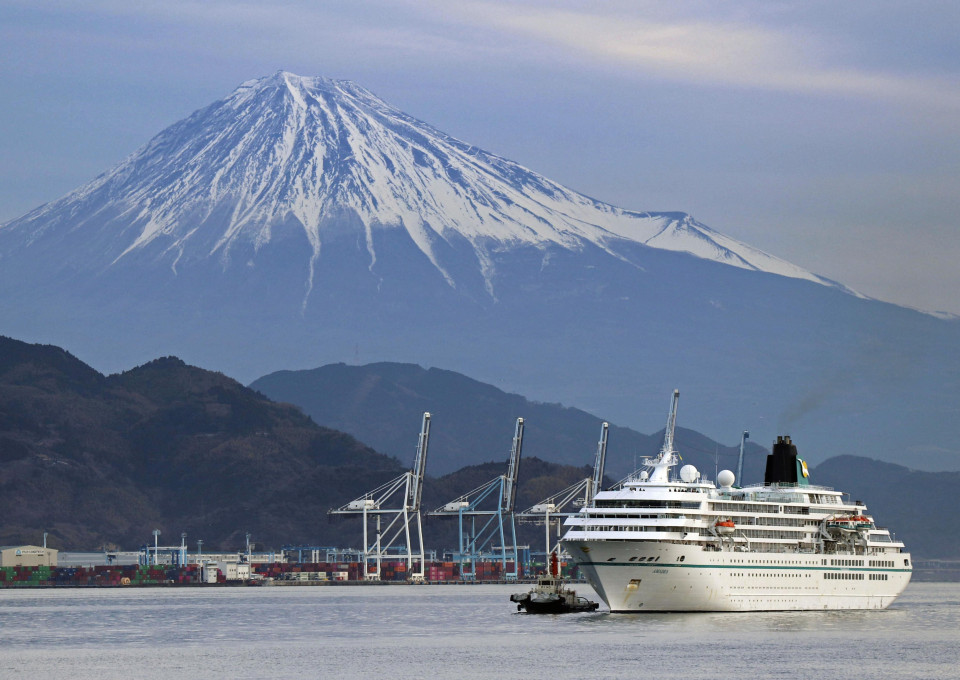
[647,389,680,483]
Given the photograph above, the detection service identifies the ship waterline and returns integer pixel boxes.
[564,541,910,612]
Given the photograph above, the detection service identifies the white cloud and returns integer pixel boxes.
[442,1,960,110]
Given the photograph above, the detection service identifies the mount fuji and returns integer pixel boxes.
[1,72,958,469]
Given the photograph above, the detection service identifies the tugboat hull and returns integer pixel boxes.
[510,579,600,614]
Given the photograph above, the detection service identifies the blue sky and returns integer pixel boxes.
[2,1,959,315]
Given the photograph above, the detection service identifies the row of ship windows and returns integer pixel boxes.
[824,572,864,580]
[599,500,846,515]
[586,514,678,520]
[577,526,896,548]
[869,574,890,580]
[719,518,812,528]
[725,492,841,505]
[586,526,679,533]
[728,572,809,578]
[708,502,803,515]
[584,515,832,529]
[709,503,777,513]
[579,526,808,538]
[701,529,807,540]
[755,518,811,527]
[594,501,702,509]
[829,557,903,566]
[714,493,801,505]
[581,516,810,527]
[805,494,841,504]
[725,559,812,565]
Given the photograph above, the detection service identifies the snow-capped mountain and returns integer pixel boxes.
[0,72,957,471]
[2,72,843,305]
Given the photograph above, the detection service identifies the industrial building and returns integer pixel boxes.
[0,545,58,567]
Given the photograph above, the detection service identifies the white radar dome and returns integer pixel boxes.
[717,469,735,488]
[638,471,649,481]
[679,465,699,483]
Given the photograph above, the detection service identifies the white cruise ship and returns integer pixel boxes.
[561,391,912,612]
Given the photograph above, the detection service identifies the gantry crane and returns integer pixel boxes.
[328,412,432,581]
[517,421,609,560]
[429,417,524,581]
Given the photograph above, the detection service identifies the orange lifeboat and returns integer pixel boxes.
[826,515,873,533]
[714,519,736,535]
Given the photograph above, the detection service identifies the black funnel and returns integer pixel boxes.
[765,435,799,485]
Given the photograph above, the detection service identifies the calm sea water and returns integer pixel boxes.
[1,582,957,679]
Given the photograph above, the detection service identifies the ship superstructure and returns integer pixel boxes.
[561,391,912,612]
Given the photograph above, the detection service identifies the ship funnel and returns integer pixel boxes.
[764,435,802,485]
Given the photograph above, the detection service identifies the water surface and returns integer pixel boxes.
[1,583,956,679]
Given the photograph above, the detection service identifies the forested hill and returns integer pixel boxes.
[0,335,402,550]
[0,336,604,552]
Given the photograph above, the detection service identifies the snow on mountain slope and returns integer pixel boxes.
[1,71,846,300]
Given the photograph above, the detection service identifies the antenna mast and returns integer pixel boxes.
[648,389,680,483]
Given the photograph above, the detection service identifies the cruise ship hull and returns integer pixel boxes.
[563,540,912,613]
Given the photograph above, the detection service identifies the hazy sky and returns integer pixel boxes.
[2,1,959,315]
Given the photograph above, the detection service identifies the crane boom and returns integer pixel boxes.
[662,389,679,457]
[501,417,524,512]
[736,430,749,487]
[587,421,609,506]
[407,412,431,511]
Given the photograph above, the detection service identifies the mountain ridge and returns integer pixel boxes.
[250,360,771,479]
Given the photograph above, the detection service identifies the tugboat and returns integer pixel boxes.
[510,553,600,614]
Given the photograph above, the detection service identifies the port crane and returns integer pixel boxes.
[517,421,609,561]
[429,417,524,581]
[328,412,432,581]
[736,429,750,487]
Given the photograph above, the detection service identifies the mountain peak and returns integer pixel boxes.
[0,72,846,304]
[239,71,365,103]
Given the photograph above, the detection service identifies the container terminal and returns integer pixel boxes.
[0,547,583,587]
[2,412,597,587]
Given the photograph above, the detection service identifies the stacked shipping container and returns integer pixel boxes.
[0,560,579,587]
